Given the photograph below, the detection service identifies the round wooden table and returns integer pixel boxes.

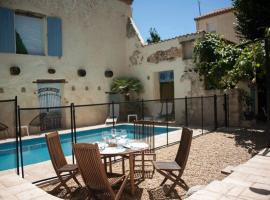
[98,141,149,195]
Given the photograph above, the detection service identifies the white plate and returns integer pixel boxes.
[95,142,109,149]
[125,142,149,149]
[101,147,126,154]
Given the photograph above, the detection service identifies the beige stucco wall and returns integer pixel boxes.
[0,0,131,107]
[0,0,132,131]
[196,11,240,43]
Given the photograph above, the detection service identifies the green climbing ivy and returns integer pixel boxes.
[193,32,265,89]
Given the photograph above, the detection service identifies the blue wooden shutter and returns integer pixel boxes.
[0,7,15,53]
[47,17,62,56]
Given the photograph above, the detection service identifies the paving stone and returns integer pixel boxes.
[221,165,235,175]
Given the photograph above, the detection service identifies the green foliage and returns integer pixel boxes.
[111,77,143,100]
[222,42,265,88]
[147,28,161,44]
[193,33,265,89]
[233,0,270,40]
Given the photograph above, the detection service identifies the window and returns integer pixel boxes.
[206,23,216,33]
[182,41,194,60]
[0,7,62,57]
[15,13,44,55]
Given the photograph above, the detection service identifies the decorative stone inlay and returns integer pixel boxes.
[21,87,26,93]
[147,47,182,64]
[129,50,143,66]
[10,66,21,75]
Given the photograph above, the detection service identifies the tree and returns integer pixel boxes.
[110,77,143,101]
[233,0,270,40]
[146,28,161,44]
[233,0,270,133]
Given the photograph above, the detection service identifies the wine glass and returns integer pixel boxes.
[102,131,109,143]
[111,128,117,139]
[120,129,128,139]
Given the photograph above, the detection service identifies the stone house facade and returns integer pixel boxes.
[0,0,240,134]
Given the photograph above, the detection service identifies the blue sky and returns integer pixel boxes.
[132,0,232,41]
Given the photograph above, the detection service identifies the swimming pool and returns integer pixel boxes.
[0,124,179,171]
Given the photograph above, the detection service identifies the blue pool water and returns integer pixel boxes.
[0,125,179,171]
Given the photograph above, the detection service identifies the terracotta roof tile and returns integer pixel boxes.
[118,0,133,5]
[194,7,235,20]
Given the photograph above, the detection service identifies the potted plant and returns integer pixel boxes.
[110,77,143,101]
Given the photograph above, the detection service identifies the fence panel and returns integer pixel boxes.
[216,95,226,128]
[0,99,18,174]
[18,106,73,182]
[202,96,216,134]
[167,98,185,144]
[186,97,203,136]
[142,100,167,147]
[73,103,112,144]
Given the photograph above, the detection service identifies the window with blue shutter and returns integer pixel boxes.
[47,17,62,57]
[15,13,45,55]
[0,7,15,53]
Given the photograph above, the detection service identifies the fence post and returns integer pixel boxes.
[224,94,228,127]
[227,94,230,128]
[112,101,115,128]
[185,96,188,127]
[70,103,74,164]
[72,104,77,144]
[214,95,218,130]
[141,99,144,120]
[17,106,24,178]
[201,96,204,135]
[166,99,169,146]
[15,96,19,175]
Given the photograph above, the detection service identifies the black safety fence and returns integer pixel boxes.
[18,105,74,180]
[0,94,230,183]
[0,97,19,175]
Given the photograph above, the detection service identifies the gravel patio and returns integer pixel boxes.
[40,128,268,199]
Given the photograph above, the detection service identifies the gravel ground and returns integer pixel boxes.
[40,128,268,199]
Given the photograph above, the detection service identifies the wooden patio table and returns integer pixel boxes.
[99,141,149,195]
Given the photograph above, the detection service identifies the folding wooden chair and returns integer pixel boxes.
[45,132,81,194]
[133,120,156,179]
[153,127,193,196]
[73,143,129,200]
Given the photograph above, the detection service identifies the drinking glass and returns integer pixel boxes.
[102,131,109,143]
[111,128,117,138]
[121,129,128,139]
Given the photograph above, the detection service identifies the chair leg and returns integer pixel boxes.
[160,177,168,186]
[72,172,81,187]
[122,156,125,175]
[109,157,112,173]
[142,152,145,180]
[165,181,178,196]
[59,177,71,194]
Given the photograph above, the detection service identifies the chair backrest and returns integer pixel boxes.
[73,143,115,197]
[45,132,67,173]
[109,104,119,118]
[133,120,155,150]
[175,127,193,173]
